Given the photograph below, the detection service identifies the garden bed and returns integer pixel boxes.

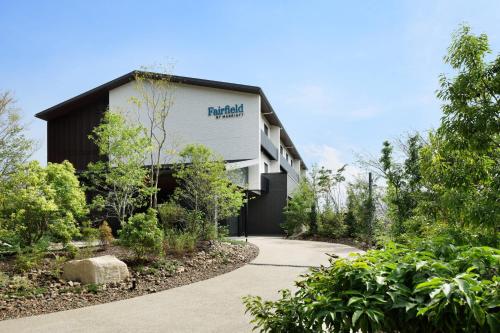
[0,240,258,321]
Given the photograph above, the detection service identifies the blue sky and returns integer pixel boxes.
[1,0,499,177]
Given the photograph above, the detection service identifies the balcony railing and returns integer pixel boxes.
[280,157,299,182]
[260,131,278,160]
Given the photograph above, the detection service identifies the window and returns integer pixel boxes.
[286,153,289,161]
[280,145,283,155]
[290,159,293,167]
[264,123,269,137]
[264,162,269,173]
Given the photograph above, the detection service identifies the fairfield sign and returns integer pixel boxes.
[208,104,244,119]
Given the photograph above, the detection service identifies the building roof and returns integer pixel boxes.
[35,71,307,170]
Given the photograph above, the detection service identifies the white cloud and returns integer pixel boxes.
[302,144,363,183]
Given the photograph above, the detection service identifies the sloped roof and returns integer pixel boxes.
[36,71,307,170]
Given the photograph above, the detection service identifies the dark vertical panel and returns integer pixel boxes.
[246,173,288,235]
[46,96,108,171]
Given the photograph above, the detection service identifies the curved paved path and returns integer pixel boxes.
[0,237,362,333]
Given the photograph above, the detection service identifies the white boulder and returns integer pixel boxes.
[63,255,129,284]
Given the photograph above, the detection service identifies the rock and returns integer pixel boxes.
[68,281,74,287]
[176,266,185,274]
[62,255,129,285]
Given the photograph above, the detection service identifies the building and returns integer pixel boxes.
[35,71,307,235]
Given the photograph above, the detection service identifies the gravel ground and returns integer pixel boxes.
[0,240,258,321]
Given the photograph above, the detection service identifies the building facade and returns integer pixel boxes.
[36,71,307,235]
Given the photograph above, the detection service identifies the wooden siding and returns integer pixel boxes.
[47,97,108,171]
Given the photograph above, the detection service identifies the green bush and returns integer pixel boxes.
[99,221,114,249]
[317,209,347,239]
[119,209,164,259]
[64,243,79,259]
[282,179,314,236]
[244,239,500,333]
[158,201,188,230]
[0,161,87,247]
[13,240,49,272]
[165,229,198,254]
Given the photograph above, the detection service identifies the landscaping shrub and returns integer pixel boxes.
[119,209,164,259]
[13,240,49,272]
[80,221,99,241]
[244,239,500,333]
[64,243,79,259]
[158,201,188,230]
[282,179,314,236]
[9,275,33,292]
[317,210,347,239]
[0,161,87,248]
[165,229,198,254]
[99,221,114,249]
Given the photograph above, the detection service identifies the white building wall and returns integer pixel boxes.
[109,80,261,190]
[287,174,299,196]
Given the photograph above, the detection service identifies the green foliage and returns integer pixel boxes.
[80,221,100,241]
[379,135,423,237]
[418,25,499,232]
[344,177,380,242]
[173,144,245,239]
[50,255,68,278]
[85,111,153,225]
[157,201,189,230]
[99,221,114,249]
[86,283,100,293]
[14,240,49,272]
[64,243,79,259]
[164,229,198,254]
[282,179,314,236]
[244,239,500,333]
[0,91,36,181]
[317,209,346,239]
[119,208,164,259]
[0,161,86,247]
[9,275,33,292]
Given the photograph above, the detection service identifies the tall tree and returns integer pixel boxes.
[0,91,36,181]
[173,144,244,239]
[379,134,423,236]
[84,112,153,225]
[420,25,499,231]
[130,68,175,209]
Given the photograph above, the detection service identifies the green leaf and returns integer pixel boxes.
[442,283,452,298]
[352,310,363,325]
[347,297,363,306]
[416,261,427,270]
[472,304,485,326]
[376,276,386,285]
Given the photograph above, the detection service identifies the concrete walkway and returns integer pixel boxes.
[0,237,362,333]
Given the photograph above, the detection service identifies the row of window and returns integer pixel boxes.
[264,122,293,168]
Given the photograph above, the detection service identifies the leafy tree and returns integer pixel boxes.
[0,91,36,181]
[130,68,176,209]
[379,134,423,237]
[0,161,87,247]
[282,178,314,236]
[317,165,346,213]
[342,175,383,242]
[420,25,499,232]
[84,112,153,225]
[173,144,244,239]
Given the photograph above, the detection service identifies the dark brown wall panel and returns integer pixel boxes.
[47,97,108,171]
